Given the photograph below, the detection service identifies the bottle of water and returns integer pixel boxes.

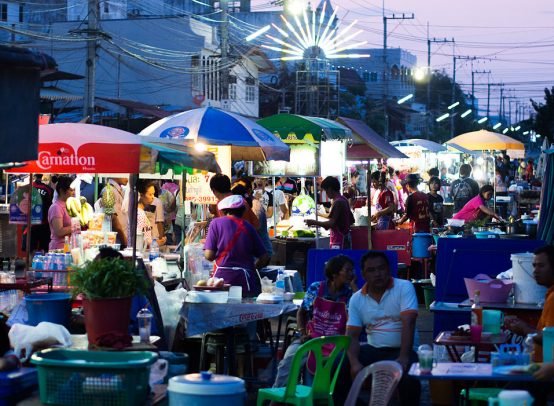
[149,239,160,262]
[523,333,536,364]
[275,270,285,295]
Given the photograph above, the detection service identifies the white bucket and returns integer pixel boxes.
[511,252,547,304]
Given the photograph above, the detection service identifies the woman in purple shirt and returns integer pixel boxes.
[204,195,270,297]
[453,184,502,223]
[48,176,74,250]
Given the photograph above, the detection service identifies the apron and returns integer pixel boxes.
[306,283,348,374]
[375,189,394,230]
[329,195,352,249]
[212,216,261,297]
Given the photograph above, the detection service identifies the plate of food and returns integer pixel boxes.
[193,277,231,291]
[493,364,540,376]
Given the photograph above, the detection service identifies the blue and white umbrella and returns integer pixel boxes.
[139,107,290,161]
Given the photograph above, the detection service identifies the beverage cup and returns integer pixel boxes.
[136,232,145,254]
[418,350,434,373]
[470,325,483,343]
[483,310,503,334]
[417,344,436,374]
[228,286,242,301]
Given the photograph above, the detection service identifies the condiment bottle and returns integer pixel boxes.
[471,290,483,326]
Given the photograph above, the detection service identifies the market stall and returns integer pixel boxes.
[389,139,447,176]
[256,114,352,277]
[6,123,220,274]
[139,107,291,287]
[337,117,408,250]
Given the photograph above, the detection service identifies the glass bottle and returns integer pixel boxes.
[471,290,483,326]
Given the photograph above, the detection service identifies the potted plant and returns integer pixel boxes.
[72,257,147,346]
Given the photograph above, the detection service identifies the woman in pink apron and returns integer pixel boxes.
[305,176,354,249]
[204,195,270,297]
[273,255,357,387]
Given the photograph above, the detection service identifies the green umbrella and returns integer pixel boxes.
[257,114,352,143]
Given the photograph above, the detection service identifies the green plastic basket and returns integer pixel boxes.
[31,349,158,406]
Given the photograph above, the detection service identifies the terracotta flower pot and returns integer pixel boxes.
[83,296,132,345]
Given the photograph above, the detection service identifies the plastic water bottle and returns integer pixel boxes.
[149,239,160,262]
[275,270,285,295]
[523,333,536,364]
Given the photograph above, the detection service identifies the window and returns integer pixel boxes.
[370,72,378,82]
[104,2,109,13]
[362,72,369,82]
[19,4,23,22]
[1,4,7,22]
[246,85,255,103]
[245,77,255,86]
[229,83,237,100]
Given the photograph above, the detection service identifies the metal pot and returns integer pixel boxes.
[523,220,538,239]
[506,223,519,235]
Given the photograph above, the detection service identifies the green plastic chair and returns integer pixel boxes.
[460,388,503,405]
[257,335,350,406]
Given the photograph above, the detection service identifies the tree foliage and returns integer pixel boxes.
[531,87,554,144]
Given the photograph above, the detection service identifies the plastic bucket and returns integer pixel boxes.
[168,372,245,406]
[422,285,435,310]
[412,233,434,258]
[511,252,547,304]
[25,293,71,327]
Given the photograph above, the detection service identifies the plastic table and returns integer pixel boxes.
[409,362,537,406]
[434,331,507,362]
[180,299,298,375]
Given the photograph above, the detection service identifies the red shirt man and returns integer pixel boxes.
[396,174,430,233]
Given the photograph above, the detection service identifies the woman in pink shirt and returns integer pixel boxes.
[453,185,502,223]
[48,176,74,250]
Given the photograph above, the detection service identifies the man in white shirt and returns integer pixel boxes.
[343,251,420,405]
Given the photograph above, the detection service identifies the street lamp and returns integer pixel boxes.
[397,94,413,104]
[460,109,472,118]
[413,67,427,82]
[493,122,501,130]
[477,117,488,124]
[447,101,460,110]
[436,113,449,122]
[502,128,509,134]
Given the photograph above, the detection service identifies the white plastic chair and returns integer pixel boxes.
[344,361,403,406]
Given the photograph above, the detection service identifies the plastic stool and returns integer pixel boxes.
[460,388,502,405]
[199,328,254,376]
[409,257,431,279]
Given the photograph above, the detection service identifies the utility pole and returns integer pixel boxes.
[84,0,98,121]
[427,36,454,139]
[220,0,229,101]
[499,86,504,122]
[451,56,475,137]
[471,70,490,112]
[383,12,414,140]
[486,83,503,124]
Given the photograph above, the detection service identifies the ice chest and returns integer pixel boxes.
[168,372,245,406]
[464,274,513,303]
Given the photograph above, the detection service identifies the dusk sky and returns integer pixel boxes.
[251,0,554,121]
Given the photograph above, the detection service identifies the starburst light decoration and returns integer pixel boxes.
[247,2,370,61]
